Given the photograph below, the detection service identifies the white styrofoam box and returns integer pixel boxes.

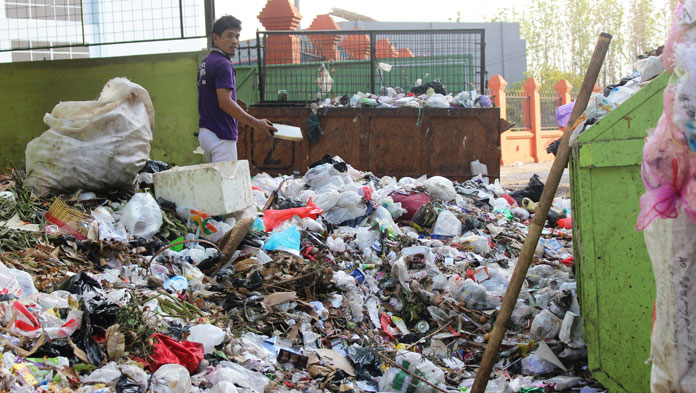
[153,160,253,216]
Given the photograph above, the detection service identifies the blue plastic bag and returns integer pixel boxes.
[263,226,301,256]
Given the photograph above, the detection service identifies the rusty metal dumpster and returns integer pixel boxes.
[238,107,504,181]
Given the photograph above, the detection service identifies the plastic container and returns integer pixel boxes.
[153,160,253,216]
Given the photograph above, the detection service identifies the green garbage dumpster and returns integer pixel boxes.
[570,72,668,393]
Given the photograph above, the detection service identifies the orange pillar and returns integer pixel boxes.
[258,0,302,64]
[555,79,573,106]
[307,14,340,61]
[488,74,507,120]
[593,83,602,93]
[524,77,542,162]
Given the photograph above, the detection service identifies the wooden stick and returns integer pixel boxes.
[470,32,613,393]
[263,179,285,211]
[376,352,450,393]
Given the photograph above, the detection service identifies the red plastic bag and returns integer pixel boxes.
[390,192,431,221]
[557,217,572,229]
[263,198,323,232]
[149,333,204,373]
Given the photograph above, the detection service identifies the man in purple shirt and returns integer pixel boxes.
[197,15,276,162]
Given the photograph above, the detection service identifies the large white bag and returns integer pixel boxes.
[25,77,155,195]
[645,212,696,393]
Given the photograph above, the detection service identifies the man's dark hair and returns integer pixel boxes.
[212,15,241,36]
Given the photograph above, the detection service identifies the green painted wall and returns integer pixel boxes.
[570,72,668,393]
[0,52,259,168]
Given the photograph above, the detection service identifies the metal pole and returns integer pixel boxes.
[257,31,265,102]
[480,29,486,94]
[204,0,215,49]
[369,32,376,95]
[178,0,185,39]
[470,32,613,393]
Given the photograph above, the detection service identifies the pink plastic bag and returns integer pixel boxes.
[263,198,323,232]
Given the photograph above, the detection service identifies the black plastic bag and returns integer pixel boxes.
[509,174,545,205]
[410,80,447,96]
[546,138,561,156]
[33,340,81,365]
[90,303,120,329]
[51,272,102,295]
[116,375,144,393]
[139,160,171,174]
[346,346,381,380]
[72,310,104,365]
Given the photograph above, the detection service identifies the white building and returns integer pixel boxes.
[0,0,207,63]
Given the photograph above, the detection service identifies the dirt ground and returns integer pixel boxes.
[500,161,570,196]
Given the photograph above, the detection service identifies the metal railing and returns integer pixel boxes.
[540,94,559,130]
[255,29,485,103]
[1,0,208,53]
[506,90,529,130]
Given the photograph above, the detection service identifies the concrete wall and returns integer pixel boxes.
[0,51,259,168]
[338,21,527,84]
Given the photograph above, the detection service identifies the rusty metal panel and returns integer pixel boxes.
[308,110,362,169]
[243,106,501,181]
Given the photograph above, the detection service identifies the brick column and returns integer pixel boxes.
[555,79,573,106]
[307,14,340,61]
[524,77,542,162]
[488,74,507,120]
[341,30,370,60]
[258,0,302,64]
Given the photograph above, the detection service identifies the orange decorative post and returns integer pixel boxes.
[375,38,397,58]
[341,30,370,60]
[555,79,573,107]
[397,48,414,58]
[488,74,507,120]
[593,83,602,93]
[523,77,542,162]
[307,14,340,61]
[258,0,302,64]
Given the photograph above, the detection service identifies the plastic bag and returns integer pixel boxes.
[530,309,562,339]
[326,237,346,253]
[0,261,22,298]
[263,226,301,257]
[51,272,102,295]
[424,176,456,201]
[606,85,637,107]
[149,334,203,373]
[210,361,269,393]
[425,94,450,108]
[645,213,696,393]
[323,191,366,225]
[556,102,575,128]
[9,269,36,299]
[25,77,154,196]
[187,324,225,354]
[91,207,128,242]
[81,362,122,385]
[263,198,323,232]
[390,192,431,220]
[150,364,191,393]
[120,192,162,240]
[432,210,462,236]
[521,354,557,376]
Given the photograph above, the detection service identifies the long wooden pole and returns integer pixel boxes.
[470,32,612,393]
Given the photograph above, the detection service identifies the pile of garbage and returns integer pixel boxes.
[316,80,492,109]
[0,156,605,393]
[547,50,666,155]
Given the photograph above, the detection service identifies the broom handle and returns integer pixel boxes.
[470,32,612,393]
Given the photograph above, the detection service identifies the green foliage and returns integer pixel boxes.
[480,0,676,88]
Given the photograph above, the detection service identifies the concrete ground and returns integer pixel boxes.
[500,161,570,196]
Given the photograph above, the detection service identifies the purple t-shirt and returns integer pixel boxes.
[198,50,238,140]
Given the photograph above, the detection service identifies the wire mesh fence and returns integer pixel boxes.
[255,29,485,103]
[506,90,529,130]
[1,0,206,55]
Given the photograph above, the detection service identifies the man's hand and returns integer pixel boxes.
[254,118,277,137]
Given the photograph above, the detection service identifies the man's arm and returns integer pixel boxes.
[217,88,276,136]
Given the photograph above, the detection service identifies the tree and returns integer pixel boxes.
[482,0,673,89]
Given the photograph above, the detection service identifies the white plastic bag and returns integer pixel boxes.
[188,324,225,354]
[8,269,36,299]
[120,192,162,240]
[424,176,456,201]
[0,261,22,298]
[211,361,269,393]
[91,206,128,242]
[425,94,450,108]
[530,309,562,339]
[323,191,366,225]
[645,213,696,393]
[25,77,155,196]
[150,364,191,393]
[432,210,462,236]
